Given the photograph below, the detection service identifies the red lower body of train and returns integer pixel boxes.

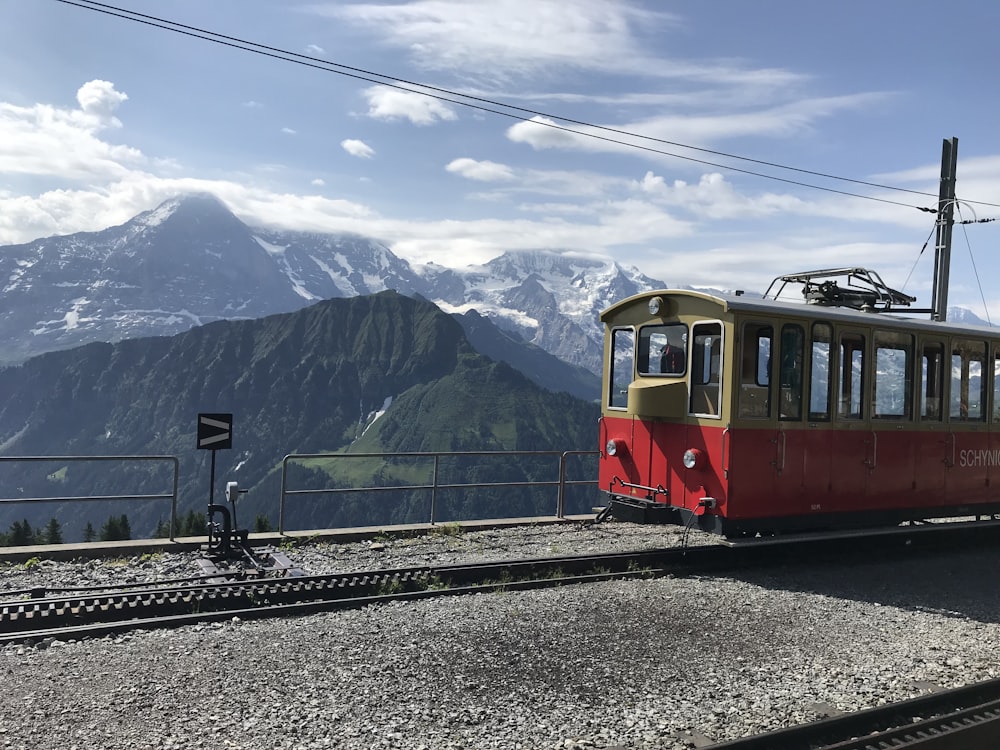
[599,416,1000,537]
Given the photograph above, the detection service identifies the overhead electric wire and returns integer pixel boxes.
[955,203,992,325]
[55,0,1000,215]
[56,0,954,207]
[900,222,938,294]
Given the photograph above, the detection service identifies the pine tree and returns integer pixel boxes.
[8,520,35,546]
[82,522,96,543]
[253,514,273,533]
[99,514,131,542]
[180,509,205,537]
[43,518,63,545]
[153,518,171,538]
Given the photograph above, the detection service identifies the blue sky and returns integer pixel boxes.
[2,0,1000,317]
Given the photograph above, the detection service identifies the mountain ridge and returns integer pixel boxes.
[0,193,665,378]
[0,291,600,536]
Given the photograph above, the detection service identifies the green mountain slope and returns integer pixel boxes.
[0,292,598,538]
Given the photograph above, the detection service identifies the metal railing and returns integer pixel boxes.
[0,455,181,540]
[278,450,598,533]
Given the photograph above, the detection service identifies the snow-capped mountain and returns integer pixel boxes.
[0,194,665,372]
[419,251,664,371]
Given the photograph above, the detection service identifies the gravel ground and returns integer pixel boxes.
[1,521,999,749]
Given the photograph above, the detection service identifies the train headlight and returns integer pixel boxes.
[648,296,663,316]
[682,448,706,470]
[606,439,625,457]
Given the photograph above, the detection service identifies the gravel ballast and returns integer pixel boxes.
[1,521,999,749]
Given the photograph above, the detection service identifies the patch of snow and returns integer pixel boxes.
[4,259,36,292]
[134,199,180,229]
[255,236,318,301]
[360,396,393,437]
[311,255,357,296]
[362,273,387,292]
[253,236,286,256]
[333,252,354,275]
[112,308,207,326]
[433,299,539,329]
[56,297,93,332]
[0,424,29,453]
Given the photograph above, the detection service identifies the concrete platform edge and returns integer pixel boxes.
[0,515,597,563]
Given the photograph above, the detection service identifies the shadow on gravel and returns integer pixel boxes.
[719,542,1000,624]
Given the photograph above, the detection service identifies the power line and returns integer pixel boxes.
[53,0,1000,213]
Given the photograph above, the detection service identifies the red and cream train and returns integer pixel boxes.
[598,279,1000,537]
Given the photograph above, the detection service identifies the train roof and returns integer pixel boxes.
[601,288,1000,339]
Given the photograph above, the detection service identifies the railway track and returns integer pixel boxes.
[3,520,996,645]
[0,545,737,643]
[708,676,1000,749]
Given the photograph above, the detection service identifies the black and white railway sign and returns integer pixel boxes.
[197,413,233,450]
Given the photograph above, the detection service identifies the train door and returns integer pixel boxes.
[866,330,916,508]
[600,327,641,492]
[801,322,834,516]
[683,321,726,510]
[829,327,869,508]
[773,323,808,515]
[914,339,947,507]
[728,321,778,519]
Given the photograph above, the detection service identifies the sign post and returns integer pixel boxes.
[197,412,233,505]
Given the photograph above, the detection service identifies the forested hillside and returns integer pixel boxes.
[0,292,599,539]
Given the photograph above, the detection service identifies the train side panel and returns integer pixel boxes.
[599,288,1000,536]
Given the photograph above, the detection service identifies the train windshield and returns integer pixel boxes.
[638,323,687,376]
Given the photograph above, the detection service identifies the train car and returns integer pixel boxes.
[598,276,1000,537]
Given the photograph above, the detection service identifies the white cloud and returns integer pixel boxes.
[326,0,671,78]
[1,79,989,317]
[636,171,805,220]
[0,177,377,246]
[0,80,143,183]
[75,80,128,127]
[320,0,808,89]
[281,127,297,135]
[242,100,263,108]
[506,93,890,156]
[446,158,513,181]
[304,43,325,55]
[363,85,457,125]
[341,139,375,158]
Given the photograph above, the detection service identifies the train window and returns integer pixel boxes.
[637,323,687,376]
[608,327,634,410]
[779,325,804,421]
[950,339,986,421]
[873,331,913,420]
[739,323,772,419]
[690,322,722,417]
[837,332,865,420]
[994,349,1000,421]
[809,322,832,421]
[920,341,944,421]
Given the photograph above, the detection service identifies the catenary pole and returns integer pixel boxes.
[930,137,958,321]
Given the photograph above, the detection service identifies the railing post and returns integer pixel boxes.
[430,454,440,524]
[279,456,289,534]
[170,457,179,541]
[557,452,568,518]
